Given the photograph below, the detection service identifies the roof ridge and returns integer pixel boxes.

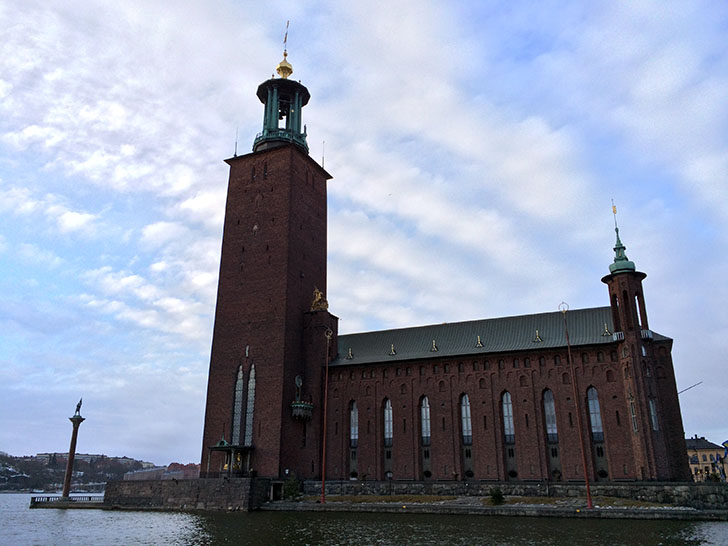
[338,306,612,338]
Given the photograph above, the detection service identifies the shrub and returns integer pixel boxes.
[489,487,505,505]
[282,475,301,500]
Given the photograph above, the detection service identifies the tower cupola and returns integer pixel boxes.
[252,51,310,153]
[609,226,636,274]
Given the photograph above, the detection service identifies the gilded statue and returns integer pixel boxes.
[310,287,328,311]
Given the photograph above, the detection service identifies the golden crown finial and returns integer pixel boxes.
[276,50,293,79]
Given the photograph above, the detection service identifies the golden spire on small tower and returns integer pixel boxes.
[276,21,293,79]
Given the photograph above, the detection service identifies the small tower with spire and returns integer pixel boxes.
[602,206,649,335]
[602,205,663,480]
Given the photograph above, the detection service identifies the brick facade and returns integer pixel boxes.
[200,71,691,485]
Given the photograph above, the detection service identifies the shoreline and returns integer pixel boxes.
[260,497,728,521]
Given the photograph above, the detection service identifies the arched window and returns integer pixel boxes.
[383,399,393,447]
[587,387,603,442]
[502,392,515,444]
[649,399,659,431]
[543,389,558,443]
[420,397,431,446]
[460,394,472,445]
[349,401,359,447]
[244,365,256,446]
[231,365,244,445]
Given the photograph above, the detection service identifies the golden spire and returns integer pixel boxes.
[276,21,293,79]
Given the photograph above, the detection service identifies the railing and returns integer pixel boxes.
[291,401,314,420]
[612,331,625,341]
[200,470,255,479]
[30,495,104,507]
[253,128,308,152]
[641,329,653,340]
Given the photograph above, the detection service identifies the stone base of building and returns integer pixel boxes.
[304,480,728,510]
[103,477,270,511]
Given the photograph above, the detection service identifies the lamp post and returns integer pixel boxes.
[320,328,333,504]
[560,303,593,509]
[62,399,85,499]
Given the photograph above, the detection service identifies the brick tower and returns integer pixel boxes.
[601,223,690,480]
[200,52,336,479]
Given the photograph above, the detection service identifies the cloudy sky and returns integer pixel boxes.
[2,1,727,465]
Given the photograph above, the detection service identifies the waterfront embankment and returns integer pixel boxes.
[262,495,728,521]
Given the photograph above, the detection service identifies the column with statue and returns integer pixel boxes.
[61,399,85,499]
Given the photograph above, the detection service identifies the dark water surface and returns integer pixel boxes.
[3,494,728,545]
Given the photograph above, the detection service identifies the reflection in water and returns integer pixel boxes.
[4,494,727,546]
[201,511,721,546]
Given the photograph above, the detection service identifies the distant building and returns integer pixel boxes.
[686,436,726,482]
[33,453,150,467]
[124,466,166,481]
[200,54,692,484]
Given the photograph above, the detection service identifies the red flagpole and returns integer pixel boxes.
[320,328,333,503]
[561,303,594,509]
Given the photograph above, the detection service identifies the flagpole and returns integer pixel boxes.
[320,328,333,503]
[560,302,594,509]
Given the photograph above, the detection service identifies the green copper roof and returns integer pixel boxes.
[609,227,636,274]
[332,307,669,367]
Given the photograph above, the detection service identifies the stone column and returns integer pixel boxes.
[62,401,85,499]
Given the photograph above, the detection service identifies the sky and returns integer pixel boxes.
[2,0,727,466]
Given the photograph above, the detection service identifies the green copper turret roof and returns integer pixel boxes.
[609,227,636,274]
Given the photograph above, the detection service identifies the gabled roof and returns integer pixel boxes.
[685,437,724,451]
[332,306,669,367]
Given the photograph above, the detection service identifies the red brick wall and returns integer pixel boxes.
[200,144,331,478]
[324,340,690,482]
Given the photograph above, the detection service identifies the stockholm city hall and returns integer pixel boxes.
[199,51,691,486]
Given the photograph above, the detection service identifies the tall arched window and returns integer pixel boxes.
[383,399,393,447]
[587,387,603,442]
[420,396,431,446]
[244,364,256,446]
[460,394,472,445]
[543,389,558,443]
[649,399,659,431]
[231,365,245,445]
[502,391,515,444]
[349,401,359,447]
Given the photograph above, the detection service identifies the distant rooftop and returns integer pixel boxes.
[685,436,724,451]
[333,306,669,367]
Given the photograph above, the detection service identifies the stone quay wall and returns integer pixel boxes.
[104,477,270,511]
[304,480,728,510]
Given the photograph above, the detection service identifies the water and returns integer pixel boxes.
[3,493,728,545]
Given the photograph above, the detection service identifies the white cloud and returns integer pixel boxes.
[140,221,188,249]
[17,243,63,268]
